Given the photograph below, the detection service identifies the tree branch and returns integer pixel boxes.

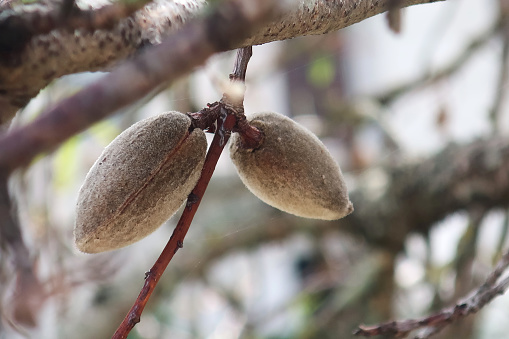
[113,45,252,338]
[172,138,509,277]
[154,137,509,338]
[0,176,46,327]
[0,0,278,175]
[354,250,509,338]
[112,111,237,339]
[0,0,154,55]
[489,7,509,133]
[343,138,509,250]
[0,177,30,271]
[0,0,445,122]
[377,16,500,105]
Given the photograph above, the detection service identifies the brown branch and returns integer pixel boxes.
[187,101,223,131]
[489,7,509,133]
[342,138,509,250]
[230,46,252,82]
[0,0,279,175]
[0,177,30,271]
[354,250,509,338]
[0,0,446,122]
[225,46,264,149]
[377,17,500,105]
[113,45,253,338]
[221,46,252,109]
[0,176,46,327]
[171,137,509,279]
[112,111,237,339]
[386,0,403,34]
[0,0,153,55]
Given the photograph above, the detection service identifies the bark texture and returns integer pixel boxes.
[0,0,444,122]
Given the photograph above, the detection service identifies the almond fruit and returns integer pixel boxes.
[230,111,353,220]
[75,112,207,253]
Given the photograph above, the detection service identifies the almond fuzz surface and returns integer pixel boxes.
[75,111,206,253]
[230,111,353,220]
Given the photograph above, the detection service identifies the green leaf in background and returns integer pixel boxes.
[53,135,80,191]
[52,120,120,190]
[307,55,335,89]
[88,119,122,147]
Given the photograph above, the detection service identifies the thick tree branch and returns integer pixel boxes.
[0,0,445,122]
[0,0,154,54]
[174,138,509,276]
[349,138,509,246]
[0,0,278,174]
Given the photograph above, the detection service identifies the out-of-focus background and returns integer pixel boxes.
[1,0,508,338]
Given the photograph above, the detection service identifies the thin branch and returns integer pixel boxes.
[0,176,45,326]
[377,18,500,105]
[225,46,264,149]
[113,46,254,338]
[112,111,237,339]
[493,209,509,263]
[489,17,509,133]
[222,46,252,109]
[188,101,223,131]
[0,0,278,175]
[0,176,30,272]
[452,208,485,285]
[354,250,509,338]
[386,0,404,34]
[230,46,252,82]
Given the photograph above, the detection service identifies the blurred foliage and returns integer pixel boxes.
[307,55,336,89]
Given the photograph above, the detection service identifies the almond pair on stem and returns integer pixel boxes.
[75,111,353,253]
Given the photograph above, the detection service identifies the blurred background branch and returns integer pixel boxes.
[1,0,509,338]
[0,0,444,122]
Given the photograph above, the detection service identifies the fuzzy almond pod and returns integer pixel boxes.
[230,112,353,220]
[75,112,207,253]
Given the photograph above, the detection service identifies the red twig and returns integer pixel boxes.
[112,111,236,339]
[187,101,223,131]
[113,44,258,338]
